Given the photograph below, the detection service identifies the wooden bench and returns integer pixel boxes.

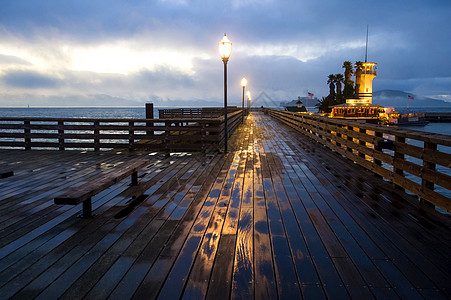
[0,170,14,178]
[54,158,150,217]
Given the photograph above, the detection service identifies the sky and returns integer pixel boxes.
[1,0,451,107]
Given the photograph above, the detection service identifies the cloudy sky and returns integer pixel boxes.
[1,0,450,107]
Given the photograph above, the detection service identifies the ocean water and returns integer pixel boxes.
[0,107,148,119]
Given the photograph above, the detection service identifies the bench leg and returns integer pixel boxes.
[0,170,14,179]
[131,171,138,186]
[82,198,93,218]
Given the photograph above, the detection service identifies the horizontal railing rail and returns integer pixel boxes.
[266,108,451,212]
[158,107,240,119]
[0,110,243,152]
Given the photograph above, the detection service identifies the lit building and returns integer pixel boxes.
[356,62,377,102]
[285,99,307,113]
[331,61,383,122]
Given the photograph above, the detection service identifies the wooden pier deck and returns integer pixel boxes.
[0,112,450,299]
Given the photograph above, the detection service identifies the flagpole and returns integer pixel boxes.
[365,25,369,63]
[407,95,414,114]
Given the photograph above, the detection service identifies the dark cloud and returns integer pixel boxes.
[1,70,63,89]
[0,0,451,103]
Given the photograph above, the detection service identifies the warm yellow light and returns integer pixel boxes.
[218,34,232,61]
[346,98,370,105]
[246,91,251,100]
[241,77,247,87]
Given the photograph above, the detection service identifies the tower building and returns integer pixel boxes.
[355,62,377,104]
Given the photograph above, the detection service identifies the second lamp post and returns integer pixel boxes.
[219,34,232,152]
[241,77,247,123]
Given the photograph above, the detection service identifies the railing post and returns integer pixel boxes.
[347,125,354,154]
[146,103,154,137]
[201,121,206,153]
[393,136,405,191]
[358,128,366,159]
[374,131,383,178]
[165,120,170,155]
[94,121,100,151]
[58,120,64,150]
[24,120,31,150]
[129,121,134,151]
[420,142,437,208]
[336,124,342,149]
[325,120,331,143]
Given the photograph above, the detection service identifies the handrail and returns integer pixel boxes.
[266,108,451,212]
[159,107,241,119]
[0,110,244,152]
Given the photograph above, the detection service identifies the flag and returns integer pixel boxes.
[308,92,314,97]
[408,95,414,100]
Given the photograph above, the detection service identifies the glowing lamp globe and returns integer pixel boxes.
[241,77,247,88]
[219,34,232,62]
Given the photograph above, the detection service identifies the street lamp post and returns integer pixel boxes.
[247,91,252,112]
[219,33,232,152]
[241,77,247,123]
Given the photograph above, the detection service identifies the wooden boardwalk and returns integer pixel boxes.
[0,112,450,299]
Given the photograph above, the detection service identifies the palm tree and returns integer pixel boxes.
[342,61,353,83]
[327,74,336,96]
[334,74,345,104]
[316,96,332,113]
[335,74,344,95]
[342,61,355,100]
[355,61,364,70]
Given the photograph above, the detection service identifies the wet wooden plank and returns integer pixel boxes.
[241,134,254,208]
[81,155,207,299]
[332,257,376,299]
[205,234,236,300]
[81,156,207,297]
[253,150,265,208]
[157,235,203,299]
[264,113,451,297]
[253,206,277,299]
[258,151,302,299]
[132,154,233,299]
[0,154,172,278]
[292,137,451,297]
[0,155,185,258]
[231,208,254,299]
[182,207,227,299]
[3,155,192,298]
[373,259,424,300]
[0,153,143,240]
[0,213,116,298]
[10,206,147,299]
[263,150,322,287]
[0,113,450,300]
[120,221,179,300]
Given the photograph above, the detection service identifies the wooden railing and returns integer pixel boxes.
[0,111,243,152]
[267,108,451,212]
[158,107,240,119]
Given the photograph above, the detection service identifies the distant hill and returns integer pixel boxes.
[373,90,451,108]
